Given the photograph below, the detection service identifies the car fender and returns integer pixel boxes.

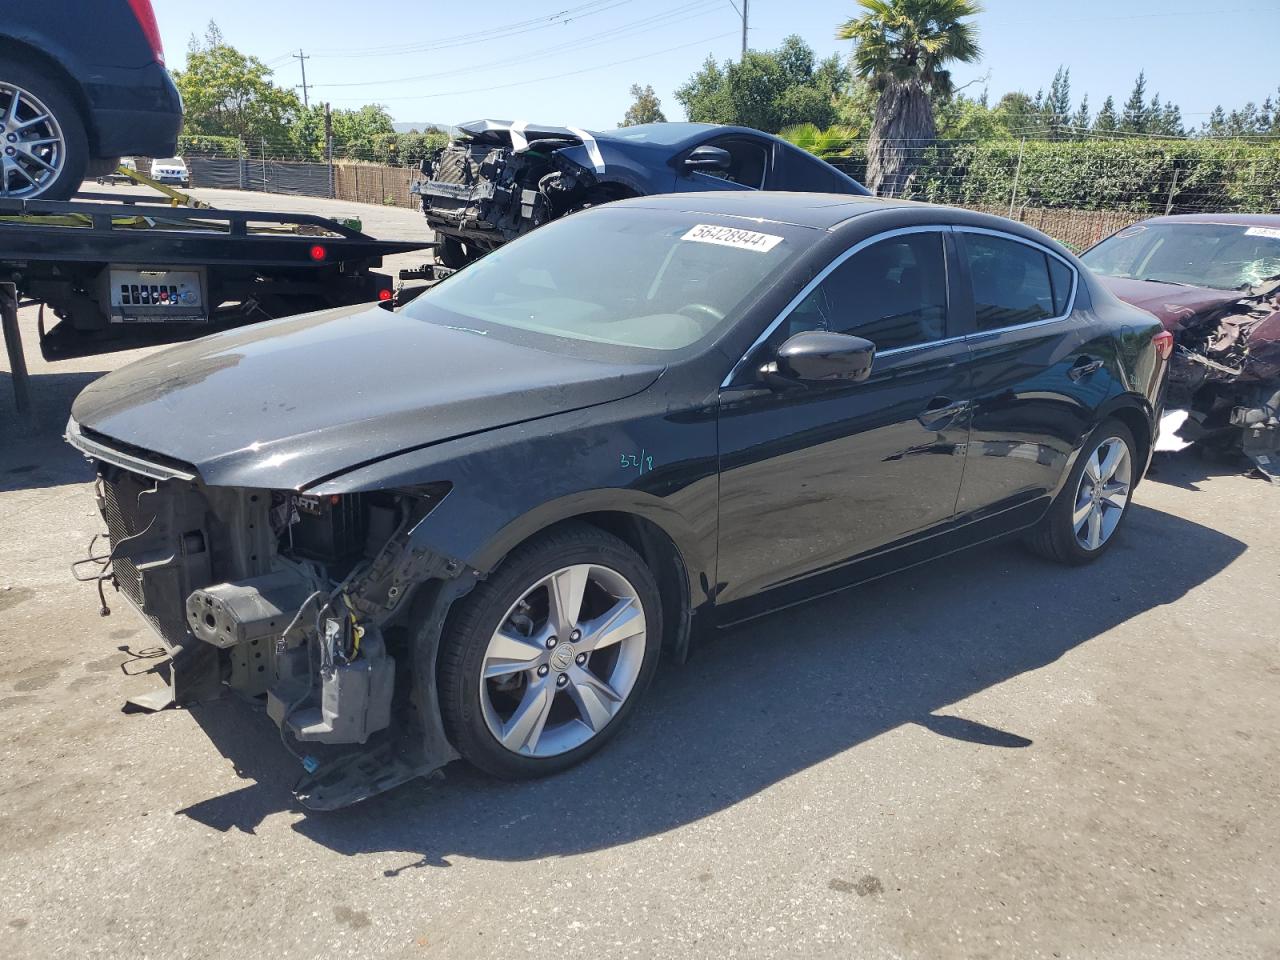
[311,400,720,611]
[553,141,671,196]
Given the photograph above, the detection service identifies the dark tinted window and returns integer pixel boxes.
[699,137,769,188]
[789,232,948,350]
[963,233,1056,330]
[1048,255,1074,314]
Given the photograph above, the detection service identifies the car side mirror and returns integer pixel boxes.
[772,331,876,384]
[683,145,732,173]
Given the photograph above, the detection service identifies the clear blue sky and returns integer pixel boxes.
[152,0,1279,130]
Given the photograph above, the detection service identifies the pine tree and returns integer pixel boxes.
[1093,95,1118,133]
[1046,66,1071,138]
[1070,93,1090,134]
[1160,102,1184,137]
[1204,105,1227,137]
[1257,96,1274,134]
[1120,71,1149,132]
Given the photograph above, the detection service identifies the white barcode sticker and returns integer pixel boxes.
[681,223,784,253]
[1244,226,1280,240]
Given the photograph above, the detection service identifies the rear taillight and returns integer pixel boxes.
[127,0,165,65]
[1152,330,1175,361]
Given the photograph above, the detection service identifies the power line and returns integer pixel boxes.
[310,0,722,89]
[306,0,635,59]
[324,30,738,103]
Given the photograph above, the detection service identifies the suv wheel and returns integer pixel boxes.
[438,523,662,779]
[1028,419,1138,565]
[1,62,88,200]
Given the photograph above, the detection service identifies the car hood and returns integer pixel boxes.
[70,304,663,490]
[1095,276,1244,332]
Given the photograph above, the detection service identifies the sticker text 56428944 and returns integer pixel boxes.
[681,224,784,253]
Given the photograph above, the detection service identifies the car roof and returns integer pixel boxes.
[1134,212,1280,228]
[616,192,908,227]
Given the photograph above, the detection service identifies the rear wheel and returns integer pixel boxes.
[1,61,88,200]
[1027,419,1137,565]
[438,523,662,779]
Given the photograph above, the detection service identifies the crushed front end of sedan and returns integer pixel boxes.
[1083,216,1280,482]
[1160,279,1280,479]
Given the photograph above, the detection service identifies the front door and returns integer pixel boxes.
[715,227,972,612]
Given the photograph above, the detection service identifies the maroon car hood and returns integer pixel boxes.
[1097,276,1243,332]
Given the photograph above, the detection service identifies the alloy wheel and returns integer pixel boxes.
[1072,436,1132,551]
[0,82,66,199]
[479,563,648,758]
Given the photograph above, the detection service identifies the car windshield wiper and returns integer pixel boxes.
[1135,277,1196,287]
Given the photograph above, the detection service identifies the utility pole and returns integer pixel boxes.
[293,49,311,108]
[730,0,748,58]
[324,102,334,199]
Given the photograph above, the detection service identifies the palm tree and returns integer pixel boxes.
[838,0,981,195]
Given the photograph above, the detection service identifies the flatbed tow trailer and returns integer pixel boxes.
[1,188,431,410]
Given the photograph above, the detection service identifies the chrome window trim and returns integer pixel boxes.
[720,225,950,388]
[954,226,1079,339]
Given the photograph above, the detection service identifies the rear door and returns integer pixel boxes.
[953,228,1111,517]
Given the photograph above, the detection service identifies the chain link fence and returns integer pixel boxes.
[175,134,1280,250]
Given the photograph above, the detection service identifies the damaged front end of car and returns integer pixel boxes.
[67,421,477,809]
[1160,278,1280,482]
[412,121,601,263]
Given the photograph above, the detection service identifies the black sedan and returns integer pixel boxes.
[66,193,1170,805]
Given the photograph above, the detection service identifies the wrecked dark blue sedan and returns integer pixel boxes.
[416,120,870,267]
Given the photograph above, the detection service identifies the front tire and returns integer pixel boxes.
[1027,419,1137,565]
[438,523,662,780]
[1,61,88,200]
[435,235,472,269]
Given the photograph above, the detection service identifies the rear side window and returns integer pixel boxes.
[789,232,949,350]
[962,233,1059,330]
[1048,256,1074,315]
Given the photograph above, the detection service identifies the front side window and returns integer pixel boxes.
[787,232,948,350]
[963,233,1059,330]
[699,138,770,188]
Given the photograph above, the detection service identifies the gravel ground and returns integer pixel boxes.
[1,188,1277,960]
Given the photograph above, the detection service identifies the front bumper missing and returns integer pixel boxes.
[69,427,472,808]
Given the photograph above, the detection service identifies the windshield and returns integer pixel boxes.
[406,206,807,354]
[1081,221,1280,291]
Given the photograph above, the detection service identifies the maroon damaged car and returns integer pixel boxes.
[1080,214,1280,481]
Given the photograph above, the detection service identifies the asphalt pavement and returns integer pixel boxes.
[1,187,1276,960]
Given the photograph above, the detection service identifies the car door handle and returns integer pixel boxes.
[1068,356,1104,381]
[917,396,969,429]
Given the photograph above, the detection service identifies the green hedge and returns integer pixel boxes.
[176,134,243,158]
[834,139,1280,213]
[829,138,1280,212]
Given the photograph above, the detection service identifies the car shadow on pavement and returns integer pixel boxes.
[1145,448,1261,492]
[0,371,102,492]
[177,500,1244,863]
